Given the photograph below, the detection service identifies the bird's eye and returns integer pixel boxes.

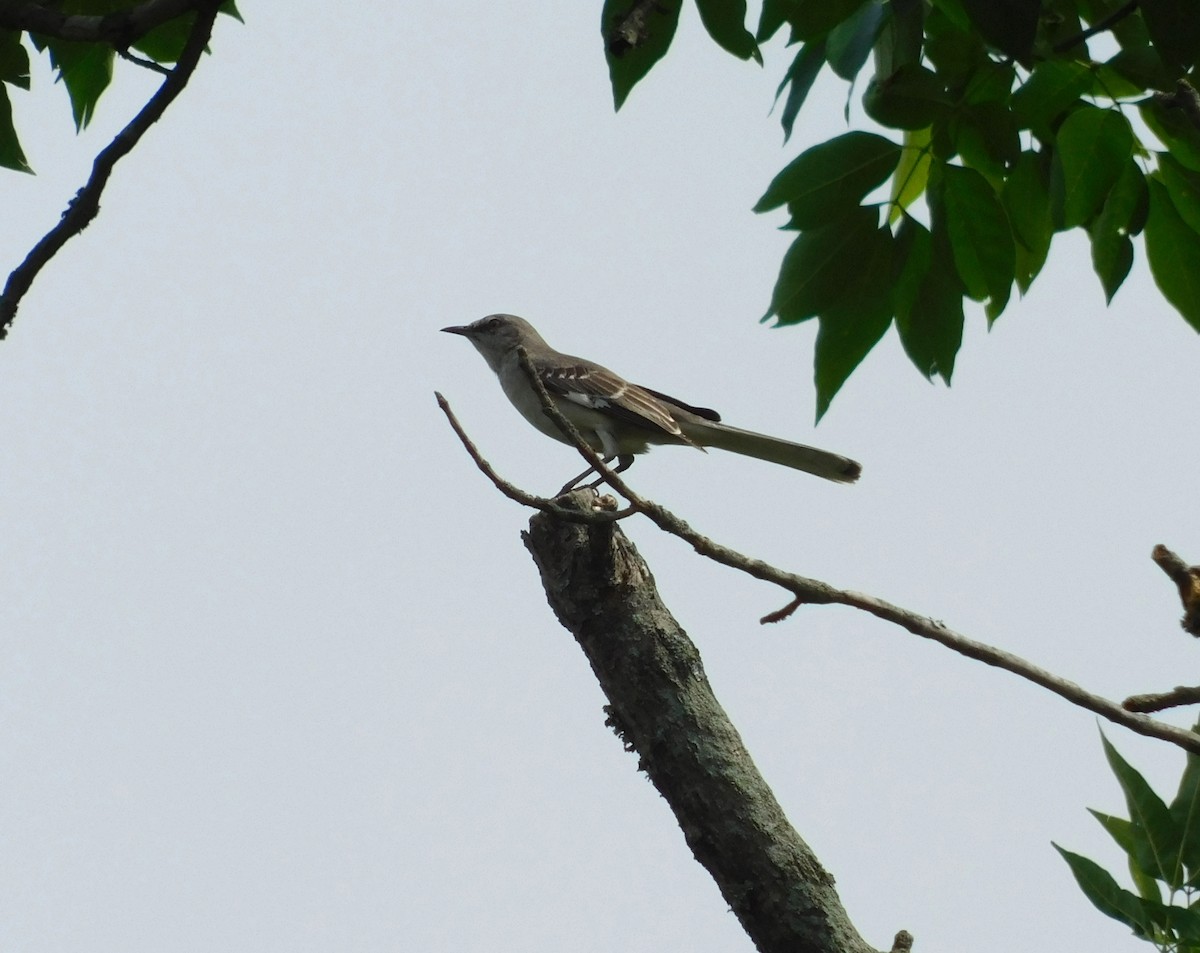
[483,317,501,331]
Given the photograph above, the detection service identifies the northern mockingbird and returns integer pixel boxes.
[442,314,861,492]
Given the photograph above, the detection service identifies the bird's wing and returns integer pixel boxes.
[536,360,692,440]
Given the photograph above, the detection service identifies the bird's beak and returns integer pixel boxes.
[440,325,471,336]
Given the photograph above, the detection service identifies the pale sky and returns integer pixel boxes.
[2,4,1198,952]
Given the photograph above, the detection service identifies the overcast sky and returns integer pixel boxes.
[2,4,1198,952]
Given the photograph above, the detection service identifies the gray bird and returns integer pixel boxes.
[442,314,861,493]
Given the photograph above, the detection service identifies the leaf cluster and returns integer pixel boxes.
[1058,729,1200,951]
[0,0,240,174]
[601,0,1200,417]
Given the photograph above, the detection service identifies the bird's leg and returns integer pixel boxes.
[556,454,634,496]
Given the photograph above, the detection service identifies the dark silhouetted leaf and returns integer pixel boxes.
[959,0,1038,59]
[1055,106,1133,229]
[602,0,684,110]
[755,131,900,224]
[814,224,895,419]
[43,38,114,130]
[864,63,949,130]
[0,29,30,90]
[786,0,871,42]
[132,13,195,64]
[874,0,924,77]
[775,41,826,142]
[826,1,884,80]
[1011,59,1092,139]
[0,83,31,173]
[923,4,984,86]
[1170,724,1200,882]
[1146,176,1200,332]
[695,0,761,62]
[756,0,796,42]
[1141,0,1200,74]
[762,206,879,324]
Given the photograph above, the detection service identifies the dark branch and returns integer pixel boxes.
[1152,543,1200,636]
[0,0,199,46]
[0,0,222,337]
[1052,0,1139,53]
[1124,686,1200,714]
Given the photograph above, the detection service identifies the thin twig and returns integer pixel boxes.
[118,48,173,75]
[0,0,222,337]
[1052,0,1139,53]
[434,392,637,523]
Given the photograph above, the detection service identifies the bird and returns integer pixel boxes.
[442,313,861,493]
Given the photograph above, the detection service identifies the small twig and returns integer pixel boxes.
[0,0,222,337]
[1052,0,1138,53]
[1124,686,1200,714]
[118,47,173,75]
[760,597,804,625]
[1152,543,1200,636]
[434,392,636,523]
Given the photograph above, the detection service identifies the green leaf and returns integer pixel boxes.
[1089,162,1147,303]
[826,0,884,81]
[1003,150,1053,292]
[1055,844,1157,936]
[1158,153,1200,234]
[1103,732,1186,889]
[1101,45,1173,95]
[1170,724,1200,883]
[814,224,895,419]
[923,4,985,86]
[863,63,950,130]
[1011,59,1092,140]
[602,0,683,110]
[1089,809,1163,902]
[786,0,871,42]
[1140,0,1200,74]
[889,126,932,221]
[755,131,900,224]
[0,82,31,173]
[1054,106,1134,229]
[1141,96,1200,173]
[945,102,1020,178]
[694,0,761,62]
[756,0,795,42]
[936,163,1014,320]
[874,0,924,77]
[958,0,1038,59]
[0,29,30,90]
[895,214,963,382]
[131,12,195,64]
[775,41,826,143]
[44,39,114,131]
[1146,176,1200,332]
[762,206,879,325]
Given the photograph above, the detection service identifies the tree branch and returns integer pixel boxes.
[0,0,200,46]
[522,502,887,953]
[0,0,222,337]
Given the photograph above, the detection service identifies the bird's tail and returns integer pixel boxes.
[683,420,861,483]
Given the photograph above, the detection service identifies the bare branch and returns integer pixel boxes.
[435,391,637,523]
[1152,543,1200,636]
[0,0,222,337]
[1124,686,1200,714]
[0,0,200,46]
[1052,0,1139,53]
